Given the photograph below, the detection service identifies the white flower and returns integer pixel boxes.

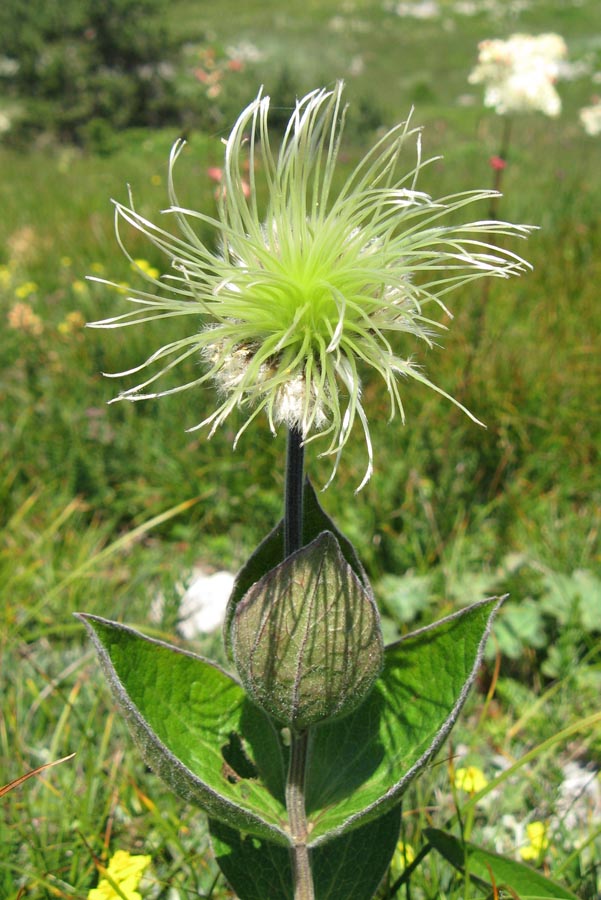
[0,109,13,134]
[580,98,601,136]
[393,1,440,19]
[469,33,567,117]
[556,762,601,832]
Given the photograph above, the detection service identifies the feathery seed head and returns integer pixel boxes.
[90,82,534,488]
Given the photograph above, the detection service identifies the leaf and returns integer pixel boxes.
[209,823,292,900]
[224,480,368,658]
[210,804,401,900]
[486,599,546,661]
[302,480,368,587]
[425,828,579,899]
[312,805,401,900]
[304,597,502,845]
[231,532,383,730]
[80,599,501,852]
[78,614,290,845]
[376,572,435,624]
[540,569,601,633]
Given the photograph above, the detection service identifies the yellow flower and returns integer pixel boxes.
[519,821,549,861]
[132,258,160,280]
[61,256,73,268]
[58,311,86,334]
[454,765,488,794]
[150,174,162,186]
[15,281,38,299]
[90,262,105,274]
[88,850,151,900]
[0,264,13,287]
[73,280,89,295]
[390,840,416,876]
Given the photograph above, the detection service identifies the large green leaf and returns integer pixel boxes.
[426,828,579,899]
[78,614,290,845]
[224,480,368,657]
[209,823,292,900]
[80,597,501,853]
[311,805,401,900]
[210,804,401,900]
[304,597,502,844]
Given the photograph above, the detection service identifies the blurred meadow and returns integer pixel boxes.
[1,0,600,897]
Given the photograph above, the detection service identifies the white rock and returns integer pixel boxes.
[177,568,235,638]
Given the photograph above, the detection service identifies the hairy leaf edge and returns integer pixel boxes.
[76,612,291,846]
[308,595,505,847]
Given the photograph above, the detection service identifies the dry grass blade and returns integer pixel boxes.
[0,753,76,798]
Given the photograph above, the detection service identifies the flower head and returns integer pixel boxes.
[15,280,38,299]
[469,33,567,117]
[8,301,43,336]
[132,258,160,279]
[58,310,86,335]
[90,82,533,487]
[88,850,151,900]
[580,98,601,136]
[454,764,488,794]
[519,821,550,862]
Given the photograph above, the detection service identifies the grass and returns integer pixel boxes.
[1,0,600,896]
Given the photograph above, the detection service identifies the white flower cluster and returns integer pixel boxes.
[579,98,601,136]
[389,0,439,19]
[469,33,567,117]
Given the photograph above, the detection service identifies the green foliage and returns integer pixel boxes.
[2,0,601,895]
[305,598,501,843]
[83,601,498,900]
[210,805,401,900]
[426,828,579,899]
[80,614,290,842]
[0,0,178,145]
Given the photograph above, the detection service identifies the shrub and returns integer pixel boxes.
[0,0,179,145]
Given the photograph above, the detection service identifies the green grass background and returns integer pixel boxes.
[1,0,600,897]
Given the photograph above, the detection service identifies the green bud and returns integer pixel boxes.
[231,531,383,731]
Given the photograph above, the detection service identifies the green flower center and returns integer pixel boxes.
[233,233,370,357]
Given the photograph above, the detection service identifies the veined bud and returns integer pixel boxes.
[230,531,383,731]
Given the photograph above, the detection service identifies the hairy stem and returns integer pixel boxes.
[287,730,314,900]
[284,427,314,900]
